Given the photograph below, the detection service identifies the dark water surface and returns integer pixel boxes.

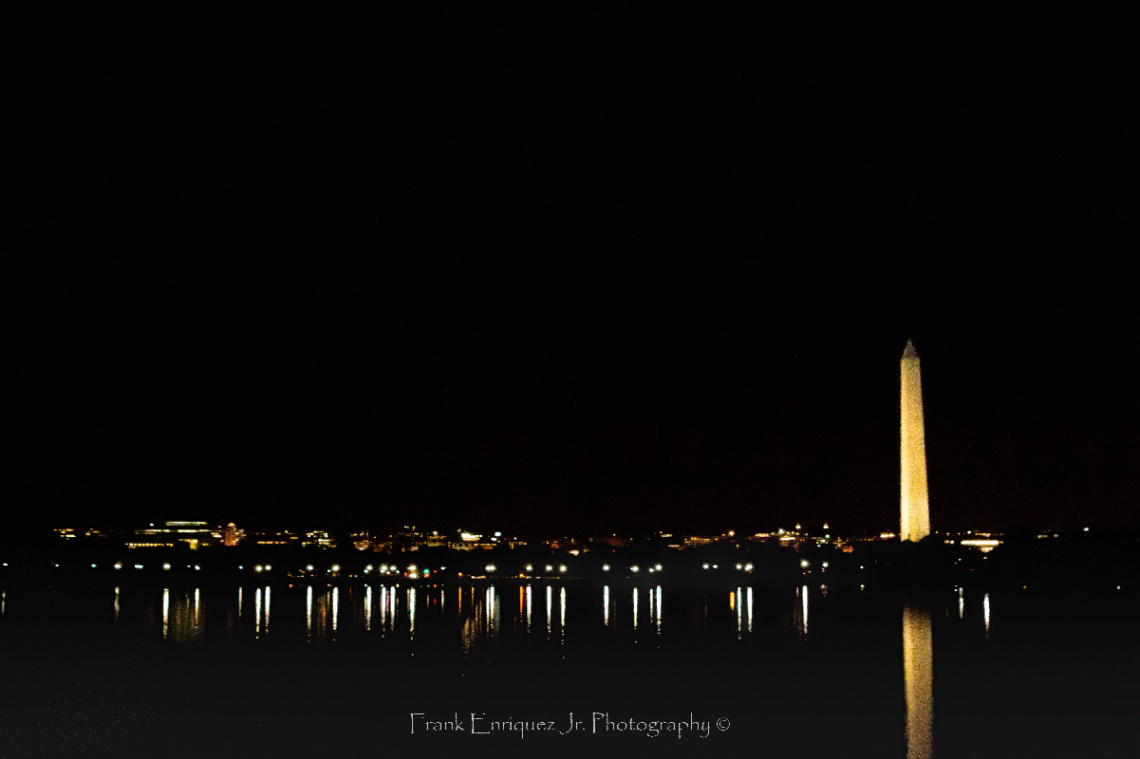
[1,577,1135,758]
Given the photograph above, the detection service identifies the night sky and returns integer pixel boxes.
[11,16,1138,537]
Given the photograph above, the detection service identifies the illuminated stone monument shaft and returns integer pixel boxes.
[900,340,930,541]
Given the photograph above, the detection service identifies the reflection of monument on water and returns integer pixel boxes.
[903,602,934,759]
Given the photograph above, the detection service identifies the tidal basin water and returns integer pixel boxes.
[0,578,1135,758]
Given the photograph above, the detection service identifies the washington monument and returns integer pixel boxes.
[900,339,931,541]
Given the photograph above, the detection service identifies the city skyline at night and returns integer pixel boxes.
[6,14,1138,758]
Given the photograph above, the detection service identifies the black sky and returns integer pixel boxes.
[10,14,1139,536]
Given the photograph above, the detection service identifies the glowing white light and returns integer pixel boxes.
[802,585,809,635]
[822,561,829,569]
[307,565,314,572]
[485,564,496,573]
[736,587,742,634]
[655,585,662,632]
[746,586,753,632]
[702,563,709,570]
[800,559,810,568]
[162,563,171,571]
[91,563,97,569]
[162,588,169,639]
[631,565,640,573]
[264,565,271,571]
[331,565,340,573]
[545,565,553,573]
[983,593,991,636]
[255,565,263,573]
[559,565,567,573]
[332,587,339,632]
[134,564,144,570]
[655,564,662,571]
[409,588,416,636]
[525,565,533,572]
[632,588,639,629]
[602,564,610,572]
[736,563,743,570]
[545,585,553,636]
[194,565,200,571]
[603,585,610,626]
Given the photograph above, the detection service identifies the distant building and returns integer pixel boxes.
[302,530,334,548]
[223,523,238,547]
[134,521,213,549]
[590,535,632,548]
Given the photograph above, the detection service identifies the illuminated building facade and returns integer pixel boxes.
[900,340,931,542]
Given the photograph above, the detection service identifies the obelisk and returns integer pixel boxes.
[900,339,930,542]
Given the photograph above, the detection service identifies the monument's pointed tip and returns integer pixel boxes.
[902,339,918,359]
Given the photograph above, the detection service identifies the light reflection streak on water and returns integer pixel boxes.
[238,586,243,619]
[488,586,498,637]
[902,603,934,759]
[526,585,533,631]
[255,588,262,638]
[545,585,552,638]
[655,585,662,636]
[365,586,372,631]
[306,586,313,641]
[196,588,203,633]
[460,587,476,656]
[162,588,169,639]
[519,586,525,622]
[114,587,120,620]
[802,585,809,636]
[380,587,388,630]
[409,588,417,638]
[602,585,610,627]
[1,589,5,615]
[983,593,990,637]
[793,585,809,638]
[958,587,964,619]
[632,588,639,630]
[559,587,566,643]
[332,587,340,633]
[747,587,753,633]
[735,588,742,637]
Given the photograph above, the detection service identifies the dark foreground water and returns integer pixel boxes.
[0,576,1136,758]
